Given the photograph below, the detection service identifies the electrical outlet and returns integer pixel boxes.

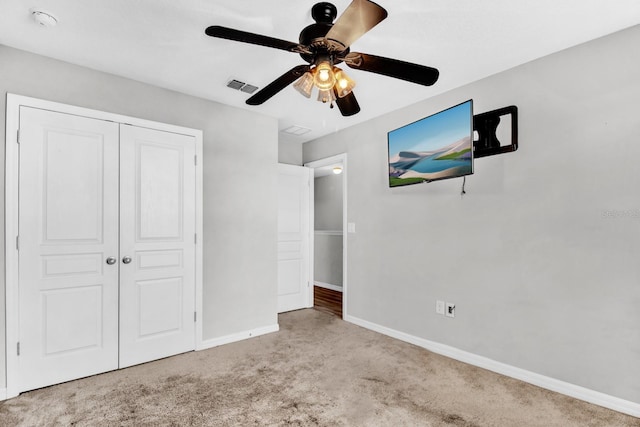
[436,300,445,315]
[445,302,455,318]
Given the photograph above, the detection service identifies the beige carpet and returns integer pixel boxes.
[1,309,638,426]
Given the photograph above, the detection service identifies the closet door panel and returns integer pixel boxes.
[17,107,120,392]
[118,125,196,368]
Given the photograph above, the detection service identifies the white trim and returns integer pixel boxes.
[199,324,280,350]
[0,388,7,401]
[308,167,315,309]
[7,94,199,137]
[304,153,348,318]
[5,94,21,399]
[314,281,343,293]
[314,230,343,236]
[4,93,204,397]
[194,119,204,352]
[344,314,640,419]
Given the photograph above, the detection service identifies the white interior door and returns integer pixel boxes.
[277,164,312,313]
[118,125,196,368]
[18,107,120,391]
[15,106,197,392]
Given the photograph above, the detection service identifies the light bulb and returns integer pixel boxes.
[332,166,343,175]
[313,61,336,90]
[318,69,330,81]
[333,67,356,98]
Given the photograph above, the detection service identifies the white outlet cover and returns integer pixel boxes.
[436,300,445,315]
[445,302,455,318]
[347,222,356,233]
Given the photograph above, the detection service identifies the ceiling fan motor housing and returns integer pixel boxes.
[299,2,347,65]
[311,2,337,23]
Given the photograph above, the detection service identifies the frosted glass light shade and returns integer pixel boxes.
[293,72,314,98]
[334,68,356,98]
[317,88,336,104]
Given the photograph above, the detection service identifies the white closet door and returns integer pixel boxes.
[277,164,312,313]
[118,125,196,368]
[18,107,120,392]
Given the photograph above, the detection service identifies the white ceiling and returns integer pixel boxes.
[1,1,639,143]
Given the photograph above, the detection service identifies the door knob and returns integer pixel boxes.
[122,256,132,264]
[106,257,117,265]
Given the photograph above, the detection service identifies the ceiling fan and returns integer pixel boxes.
[205,0,439,116]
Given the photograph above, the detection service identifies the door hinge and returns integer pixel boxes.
[17,342,20,356]
[16,235,19,251]
[17,129,20,144]
[194,155,197,166]
[194,311,197,322]
[194,233,197,244]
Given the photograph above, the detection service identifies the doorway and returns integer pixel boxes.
[305,154,347,318]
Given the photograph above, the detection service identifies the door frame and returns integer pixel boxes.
[304,154,348,318]
[4,93,204,399]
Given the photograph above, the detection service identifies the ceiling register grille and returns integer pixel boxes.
[226,79,258,94]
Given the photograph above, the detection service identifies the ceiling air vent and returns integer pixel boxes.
[240,84,258,94]
[281,125,311,136]
[226,79,258,94]
[226,79,244,90]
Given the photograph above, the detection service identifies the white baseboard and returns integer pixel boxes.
[198,323,279,351]
[344,314,640,419]
[0,388,7,401]
[314,281,343,292]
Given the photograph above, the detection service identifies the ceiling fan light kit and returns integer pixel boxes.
[205,0,439,116]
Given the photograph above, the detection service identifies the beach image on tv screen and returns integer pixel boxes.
[388,100,473,187]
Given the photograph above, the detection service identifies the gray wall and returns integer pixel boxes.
[303,25,640,403]
[314,174,343,231]
[314,234,343,287]
[314,174,344,286]
[278,140,303,165]
[0,45,279,388]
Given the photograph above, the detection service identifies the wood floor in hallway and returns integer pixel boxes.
[313,285,342,318]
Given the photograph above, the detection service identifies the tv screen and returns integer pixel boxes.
[387,100,474,187]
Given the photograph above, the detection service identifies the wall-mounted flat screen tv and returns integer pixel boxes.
[387,100,474,187]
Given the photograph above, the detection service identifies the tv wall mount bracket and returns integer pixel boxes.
[473,105,518,158]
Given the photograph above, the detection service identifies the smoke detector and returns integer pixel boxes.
[32,10,58,27]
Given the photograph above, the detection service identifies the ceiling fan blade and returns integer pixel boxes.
[334,90,361,116]
[205,26,308,54]
[246,65,311,105]
[325,0,388,50]
[341,52,439,86]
